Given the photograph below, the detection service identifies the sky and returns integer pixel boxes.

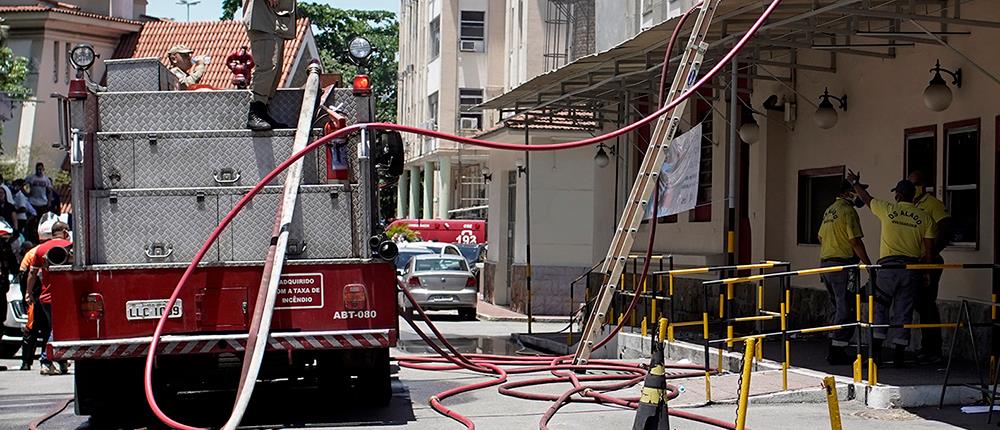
[147,0,399,22]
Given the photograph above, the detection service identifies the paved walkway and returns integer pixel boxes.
[476,300,571,323]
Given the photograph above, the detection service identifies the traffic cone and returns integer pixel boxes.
[632,342,670,430]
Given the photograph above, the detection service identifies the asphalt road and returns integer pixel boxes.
[0,314,994,429]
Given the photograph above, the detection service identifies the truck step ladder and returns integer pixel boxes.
[572,0,721,365]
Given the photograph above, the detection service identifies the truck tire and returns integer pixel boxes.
[318,348,392,406]
[458,307,477,321]
[75,358,149,423]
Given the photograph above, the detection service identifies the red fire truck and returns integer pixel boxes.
[46,42,403,421]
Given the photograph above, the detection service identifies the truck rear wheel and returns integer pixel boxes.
[458,308,477,321]
[317,348,392,406]
[75,358,151,424]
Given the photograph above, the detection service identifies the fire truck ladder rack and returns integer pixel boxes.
[572,0,720,366]
[223,63,323,430]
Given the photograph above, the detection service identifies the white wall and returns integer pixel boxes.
[750,2,1000,300]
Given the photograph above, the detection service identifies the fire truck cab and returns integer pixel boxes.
[46,43,402,421]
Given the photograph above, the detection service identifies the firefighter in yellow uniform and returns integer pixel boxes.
[849,171,935,368]
[242,0,296,131]
[817,180,871,365]
[908,170,952,363]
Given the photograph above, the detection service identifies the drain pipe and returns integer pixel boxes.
[222,62,322,430]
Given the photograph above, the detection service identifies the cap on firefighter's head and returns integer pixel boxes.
[167,44,195,55]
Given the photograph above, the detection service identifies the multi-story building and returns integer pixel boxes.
[0,0,146,172]
[396,0,506,221]
[479,1,711,313]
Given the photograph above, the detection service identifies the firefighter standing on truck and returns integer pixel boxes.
[243,0,296,131]
[817,179,872,365]
[908,170,951,364]
[848,170,935,368]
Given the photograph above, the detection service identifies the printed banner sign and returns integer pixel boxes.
[275,273,325,310]
[644,124,703,220]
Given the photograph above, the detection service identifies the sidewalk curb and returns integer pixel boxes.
[476,313,572,323]
[619,332,983,408]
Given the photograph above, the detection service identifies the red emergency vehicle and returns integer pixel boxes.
[46,43,402,420]
[388,219,487,244]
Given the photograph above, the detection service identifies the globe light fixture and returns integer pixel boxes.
[923,59,962,112]
[594,144,611,168]
[814,87,847,130]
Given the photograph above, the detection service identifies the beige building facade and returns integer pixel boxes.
[0,0,145,173]
[482,0,1000,338]
[396,0,506,221]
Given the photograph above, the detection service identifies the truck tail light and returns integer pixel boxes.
[81,293,104,320]
[352,74,371,96]
[407,276,421,287]
[343,284,369,310]
[466,276,477,288]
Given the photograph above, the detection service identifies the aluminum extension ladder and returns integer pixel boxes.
[572,0,722,365]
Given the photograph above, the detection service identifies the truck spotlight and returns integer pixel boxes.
[69,44,96,71]
[348,37,373,61]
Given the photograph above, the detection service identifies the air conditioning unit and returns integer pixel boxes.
[459,40,484,52]
[459,117,479,130]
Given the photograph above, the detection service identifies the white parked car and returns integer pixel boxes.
[2,279,27,358]
[398,254,478,320]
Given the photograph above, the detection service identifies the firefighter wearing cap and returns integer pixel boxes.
[166,44,208,90]
[242,0,296,131]
[848,170,935,368]
[817,179,871,365]
[908,170,951,363]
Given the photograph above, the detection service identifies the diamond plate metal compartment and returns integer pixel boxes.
[90,188,222,265]
[325,88,371,124]
[94,129,324,189]
[104,58,179,92]
[221,184,357,261]
[98,89,303,132]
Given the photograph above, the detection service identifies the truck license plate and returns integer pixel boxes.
[126,299,183,321]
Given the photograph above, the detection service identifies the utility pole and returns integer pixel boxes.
[177,0,201,22]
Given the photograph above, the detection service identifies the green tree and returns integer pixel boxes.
[221,3,398,122]
[0,18,32,148]
[221,0,241,20]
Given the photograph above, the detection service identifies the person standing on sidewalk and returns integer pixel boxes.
[849,170,935,368]
[817,179,872,365]
[908,170,951,364]
[243,0,296,131]
[25,222,71,375]
[18,240,39,371]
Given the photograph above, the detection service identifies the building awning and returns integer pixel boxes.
[483,0,1000,116]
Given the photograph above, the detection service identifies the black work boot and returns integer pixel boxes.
[246,101,272,131]
[826,344,851,365]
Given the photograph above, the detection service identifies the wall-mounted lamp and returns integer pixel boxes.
[482,167,492,184]
[738,103,768,144]
[738,119,760,144]
[515,159,527,177]
[594,143,614,168]
[814,87,847,130]
[923,59,962,112]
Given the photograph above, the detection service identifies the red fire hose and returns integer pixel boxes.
[141,1,782,428]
